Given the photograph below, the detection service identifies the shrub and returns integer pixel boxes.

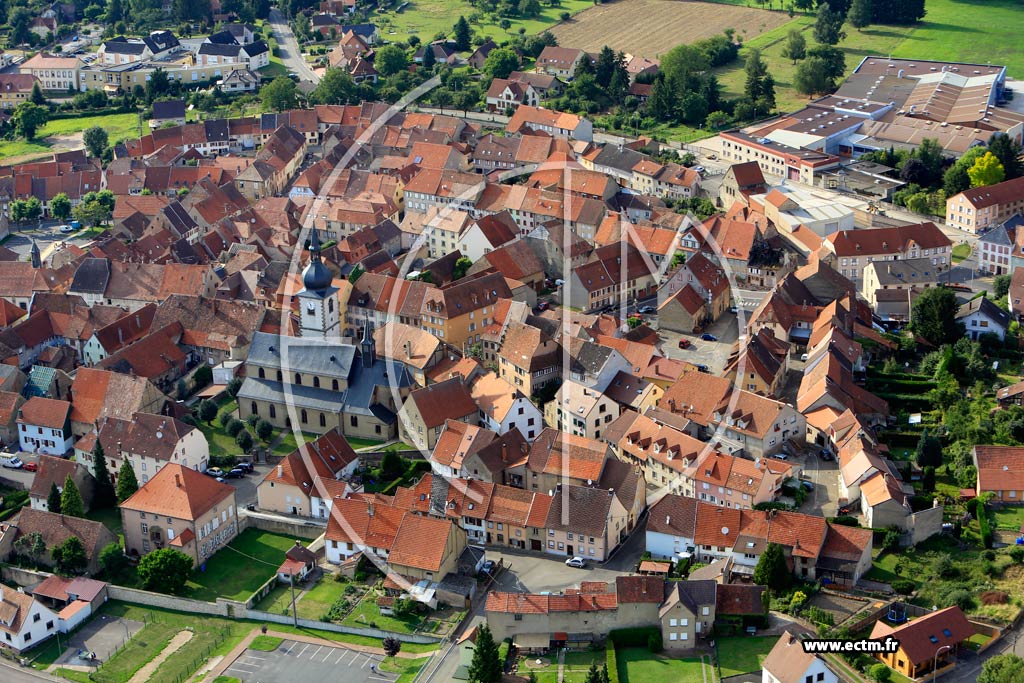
[646,631,662,653]
[246,414,259,427]
[225,418,244,438]
[869,663,892,683]
[941,588,975,612]
[983,550,996,561]
[608,628,661,648]
[890,579,915,595]
[605,639,620,683]
[1010,546,1024,563]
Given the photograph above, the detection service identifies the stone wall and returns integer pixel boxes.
[238,510,326,540]
[106,585,237,616]
[1,564,51,587]
[241,608,441,643]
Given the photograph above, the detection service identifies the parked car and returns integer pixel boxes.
[225,468,246,479]
[1,455,24,469]
[565,556,587,568]
[695,364,710,373]
[801,480,814,492]
[22,461,37,472]
[700,333,718,342]
[638,305,656,314]
[729,306,738,314]
[536,301,550,312]
[800,353,809,361]
[204,467,224,477]
[819,449,834,461]
[774,452,789,461]
[678,338,691,349]
[236,462,254,473]
[481,560,496,576]
[694,166,705,174]
[58,224,74,233]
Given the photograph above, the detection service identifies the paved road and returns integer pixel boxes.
[268,9,320,90]
[0,662,60,682]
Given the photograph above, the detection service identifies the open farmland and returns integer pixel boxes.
[548,0,792,58]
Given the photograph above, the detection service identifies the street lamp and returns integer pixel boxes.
[932,644,952,682]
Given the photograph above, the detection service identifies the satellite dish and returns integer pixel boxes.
[721,526,729,535]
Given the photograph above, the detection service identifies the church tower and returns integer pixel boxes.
[297,228,340,338]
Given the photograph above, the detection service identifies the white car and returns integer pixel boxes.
[565,556,587,568]
[58,224,74,233]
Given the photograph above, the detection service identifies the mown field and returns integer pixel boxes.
[548,0,791,57]
[373,0,594,44]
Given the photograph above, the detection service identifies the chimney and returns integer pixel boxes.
[277,465,283,478]
[175,474,181,488]
[368,502,375,516]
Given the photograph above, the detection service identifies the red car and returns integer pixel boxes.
[678,338,691,349]
[22,462,37,472]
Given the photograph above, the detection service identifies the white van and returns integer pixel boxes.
[0,453,23,469]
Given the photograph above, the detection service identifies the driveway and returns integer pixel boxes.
[268,9,320,90]
[798,449,841,518]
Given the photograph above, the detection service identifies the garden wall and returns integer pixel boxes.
[107,585,236,616]
[238,510,326,540]
[240,608,442,643]
[1,564,50,587]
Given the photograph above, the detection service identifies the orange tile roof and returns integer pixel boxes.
[121,463,234,521]
[387,513,455,572]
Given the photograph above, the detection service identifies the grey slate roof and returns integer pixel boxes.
[246,331,355,380]
[70,258,111,295]
[152,99,186,120]
[198,43,242,57]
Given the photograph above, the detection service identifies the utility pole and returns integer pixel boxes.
[290,568,298,626]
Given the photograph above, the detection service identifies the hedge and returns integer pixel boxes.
[605,639,620,683]
[607,627,660,648]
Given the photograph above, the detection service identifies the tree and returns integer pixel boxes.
[60,475,85,518]
[943,160,972,196]
[911,286,964,346]
[8,8,32,45]
[467,623,502,683]
[72,192,113,228]
[453,256,473,280]
[454,16,472,51]
[12,102,49,140]
[969,151,1006,188]
[198,399,219,423]
[256,418,274,441]
[922,465,936,492]
[117,460,139,502]
[375,45,408,77]
[995,274,1013,299]
[380,449,405,481]
[915,137,944,184]
[869,663,892,683]
[52,536,87,576]
[99,542,127,576]
[753,542,790,591]
[848,0,872,29]
[14,532,46,564]
[50,193,72,221]
[145,68,171,103]
[915,430,943,468]
[584,664,601,683]
[194,365,213,388]
[794,56,835,95]
[744,49,775,116]
[260,76,298,112]
[978,654,1024,683]
[421,44,437,70]
[108,0,126,22]
[310,68,356,105]
[83,126,110,159]
[781,28,806,63]
[47,482,62,514]
[382,636,402,658]
[483,47,519,80]
[599,664,610,683]
[236,429,254,452]
[30,82,46,106]
[813,3,846,45]
[987,133,1023,180]
[92,440,116,509]
[137,547,193,593]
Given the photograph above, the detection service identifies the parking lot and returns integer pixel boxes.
[52,614,144,668]
[797,449,842,518]
[224,639,396,683]
[659,312,743,374]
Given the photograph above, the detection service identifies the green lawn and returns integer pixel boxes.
[616,647,707,683]
[87,506,124,536]
[952,243,972,263]
[255,583,295,615]
[39,113,142,144]
[185,529,299,602]
[378,656,429,683]
[992,506,1024,531]
[712,0,1024,115]
[260,57,289,79]
[342,592,425,634]
[196,398,243,457]
[248,635,284,651]
[0,139,51,162]
[716,637,777,677]
[371,0,593,45]
[295,578,351,620]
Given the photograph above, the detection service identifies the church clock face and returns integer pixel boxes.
[306,302,317,316]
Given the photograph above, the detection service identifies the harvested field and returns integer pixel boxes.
[548,0,791,59]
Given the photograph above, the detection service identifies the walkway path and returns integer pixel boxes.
[127,630,193,683]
